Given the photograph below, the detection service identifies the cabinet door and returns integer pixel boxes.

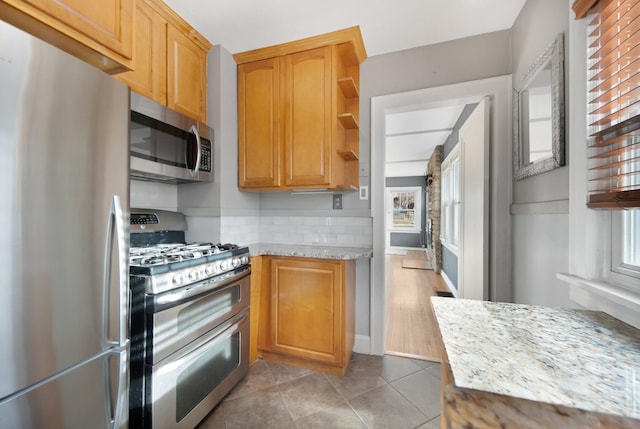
[167,24,207,122]
[238,58,281,188]
[16,0,132,59]
[283,47,333,187]
[115,0,167,103]
[269,258,343,364]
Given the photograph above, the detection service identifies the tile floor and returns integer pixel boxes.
[197,353,442,429]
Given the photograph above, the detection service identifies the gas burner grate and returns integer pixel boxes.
[129,242,244,268]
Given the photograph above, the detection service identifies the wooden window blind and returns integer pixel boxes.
[580,0,640,208]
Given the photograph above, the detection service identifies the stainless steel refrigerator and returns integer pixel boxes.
[0,19,130,428]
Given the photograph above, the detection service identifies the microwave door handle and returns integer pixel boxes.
[189,125,202,176]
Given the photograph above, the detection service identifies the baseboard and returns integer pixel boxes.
[353,334,371,354]
[440,271,459,297]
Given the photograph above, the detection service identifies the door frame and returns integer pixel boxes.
[370,75,512,355]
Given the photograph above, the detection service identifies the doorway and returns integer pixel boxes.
[369,75,512,356]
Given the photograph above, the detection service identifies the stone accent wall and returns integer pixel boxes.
[426,145,443,273]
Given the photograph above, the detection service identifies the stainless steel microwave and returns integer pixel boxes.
[130,93,213,183]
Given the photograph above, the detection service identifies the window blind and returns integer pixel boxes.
[583,0,640,208]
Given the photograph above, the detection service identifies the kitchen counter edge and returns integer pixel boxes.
[247,243,372,260]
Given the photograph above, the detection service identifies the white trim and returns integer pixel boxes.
[510,199,569,214]
[557,273,640,329]
[385,246,425,255]
[371,75,512,356]
[440,270,459,297]
[353,334,371,355]
[441,240,459,258]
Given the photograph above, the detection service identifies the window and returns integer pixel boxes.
[441,146,461,251]
[582,0,640,208]
[623,209,640,267]
[576,0,640,286]
[387,187,421,232]
[612,209,640,282]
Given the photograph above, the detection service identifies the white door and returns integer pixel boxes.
[459,98,490,300]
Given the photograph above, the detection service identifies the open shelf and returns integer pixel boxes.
[337,149,359,161]
[337,77,359,98]
[337,113,359,129]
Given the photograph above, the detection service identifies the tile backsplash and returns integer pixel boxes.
[219,216,372,247]
[130,180,177,211]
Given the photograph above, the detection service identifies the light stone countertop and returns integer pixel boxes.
[431,297,640,420]
[247,243,372,260]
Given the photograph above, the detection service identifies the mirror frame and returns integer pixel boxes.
[513,33,565,180]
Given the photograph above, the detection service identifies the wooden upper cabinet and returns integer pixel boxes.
[167,24,207,123]
[113,0,211,122]
[0,0,134,73]
[116,0,167,102]
[235,26,367,191]
[284,47,332,187]
[238,58,281,188]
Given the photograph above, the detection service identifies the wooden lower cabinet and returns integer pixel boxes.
[254,256,355,376]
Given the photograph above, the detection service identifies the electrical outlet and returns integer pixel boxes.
[333,194,343,210]
[359,186,368,200]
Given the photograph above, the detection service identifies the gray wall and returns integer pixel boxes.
[179,45,260,218]
[367,31,513,353]
[442,246,458,290]
[512,0,570,206]
[386,176,426,249]
[510,0,573,307]
[443,103,478,159]
[361,29,511,185]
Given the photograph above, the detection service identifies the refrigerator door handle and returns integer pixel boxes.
[103,195,129,348]
[106,347,129,429]
[103,196,129,429]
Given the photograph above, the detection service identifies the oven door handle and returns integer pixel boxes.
[154,267,251,310]
[159,310,248,368]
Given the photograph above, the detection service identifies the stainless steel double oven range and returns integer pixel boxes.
[129,209,251,429]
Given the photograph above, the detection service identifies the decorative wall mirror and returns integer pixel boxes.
[513,33,565,180]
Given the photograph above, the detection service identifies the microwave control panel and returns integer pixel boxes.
[200,140,212,172]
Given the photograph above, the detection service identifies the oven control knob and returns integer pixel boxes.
[241,256,249,265]
[188,271,198,282]
[232,258,240,268]
[172,273,184,286]
[204,264,214,276]
[221,259,231,270]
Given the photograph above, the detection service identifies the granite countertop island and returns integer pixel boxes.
[247,243,372,260]
[431,297,640,428]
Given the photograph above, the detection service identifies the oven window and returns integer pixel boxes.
[177,285,241,333]
[175,332,240,422]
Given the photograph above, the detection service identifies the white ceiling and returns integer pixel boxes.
[163,0,526,57]
[162,0,526,178]
[385,105,466,177]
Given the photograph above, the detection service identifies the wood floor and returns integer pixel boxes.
[384,252,447,362]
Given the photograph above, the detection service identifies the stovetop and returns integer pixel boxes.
[131,242,239,266]
[129,242,250,276]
